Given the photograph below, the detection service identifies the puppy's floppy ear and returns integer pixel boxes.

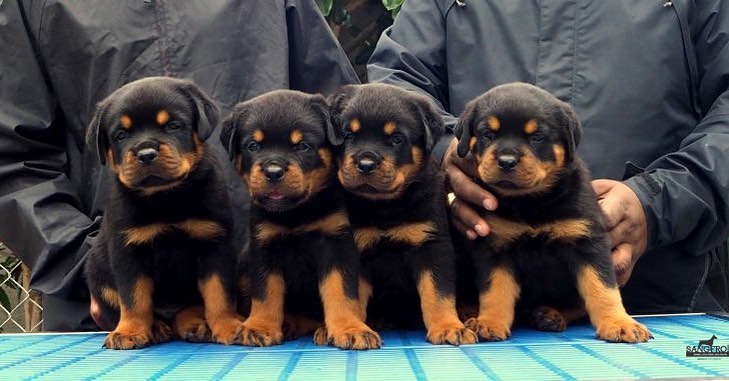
[557,100,582,162]
[411,95,445,153]
[308,94,336,146]
[326,85,358,146]
[86,98,112,165]
[220,104,249,162]
[454,102,477,158]
[176,80,220,141]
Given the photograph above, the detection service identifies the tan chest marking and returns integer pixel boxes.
[254,211,350,246]
[353,221,437,252]
[122,219,225,246]
[486,215,592,249]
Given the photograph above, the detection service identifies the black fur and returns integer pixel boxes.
[84,77,238,349]
[221,90,379,349]
[454,82,616,334]
[328,84,475,345]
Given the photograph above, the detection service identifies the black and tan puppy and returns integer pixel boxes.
[454,82,651,343]
[327,83,478,345]
[84,77,243,349]
[220,90,381,350]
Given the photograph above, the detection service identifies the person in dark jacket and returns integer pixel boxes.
[0,0,358,331]
[368,0,729,314]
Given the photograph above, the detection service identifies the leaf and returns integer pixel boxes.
[382,0,405,11]
[315,0,334,16]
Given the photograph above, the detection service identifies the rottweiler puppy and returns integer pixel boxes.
[84,77,243,349]
[454,82,651,343]
[327,83,478,346]
[220,90,381,350]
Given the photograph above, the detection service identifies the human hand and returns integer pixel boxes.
[443,137,498,240]
[592,179,648,287]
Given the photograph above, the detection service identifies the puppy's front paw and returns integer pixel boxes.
[324,323,382,350]
[104,327,154,350]
[240,321,283,347]
[426,322,478,345]
[210,318,245,345]
[595,317,652,343]
[465,316,511,341]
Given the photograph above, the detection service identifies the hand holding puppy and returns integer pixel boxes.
[443,137,498,240]
[444,134,649,287]
[592,179,648,287]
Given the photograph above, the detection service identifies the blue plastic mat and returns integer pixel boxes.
[1,314,729,380]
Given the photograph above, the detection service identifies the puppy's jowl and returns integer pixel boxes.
[84,77,243,349]
[221,90,380,350]
[328,83,477,345]
[455,82,651,343]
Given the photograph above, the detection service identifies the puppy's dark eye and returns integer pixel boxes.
[390,133,405,145]
[114,130,129,142]
[247,141,261,152]
[165,121,182,131]
[530,133,545,143]
[480,131,495,141]
[344,132,354,140]
[294,142,310,152]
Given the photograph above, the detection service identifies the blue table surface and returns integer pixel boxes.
[1,314,728,380]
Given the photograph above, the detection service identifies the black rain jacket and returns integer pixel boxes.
[368,0,729,313]
[0,0,358,330]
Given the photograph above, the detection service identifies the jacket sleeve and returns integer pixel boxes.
[285,0,360,94]
[0,1,99,299]
[623,0,729,255]
[366,0,457,163]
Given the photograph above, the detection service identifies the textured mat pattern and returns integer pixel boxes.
[1,314,728,380]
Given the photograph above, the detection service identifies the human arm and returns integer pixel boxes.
[621,1,729,258]
[0,1,99,329]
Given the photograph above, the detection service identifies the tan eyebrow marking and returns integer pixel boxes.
[384,121,396,136]
[290,129,303,144]
[253,129,264,143]
[487,116,500,131]
[350,119,361,133]
[156,110,170,125]
[119,115,133,129]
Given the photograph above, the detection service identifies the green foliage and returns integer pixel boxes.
[382,0,405,16]
[316,0,334,16]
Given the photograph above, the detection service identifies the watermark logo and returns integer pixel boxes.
[686,335,729,357]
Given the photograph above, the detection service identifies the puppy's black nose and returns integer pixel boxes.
[356,152,380,174]
[264,164,285,182]
[137,148,158,164]
[497,155,518,171]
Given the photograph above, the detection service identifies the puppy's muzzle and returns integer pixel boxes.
[497,154,518,172]
[263,160,286,183]
[136,148,158,164]
[496,147,521,173]
[356,151,381,174]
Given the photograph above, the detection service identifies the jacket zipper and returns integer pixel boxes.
[666,0,702,117]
